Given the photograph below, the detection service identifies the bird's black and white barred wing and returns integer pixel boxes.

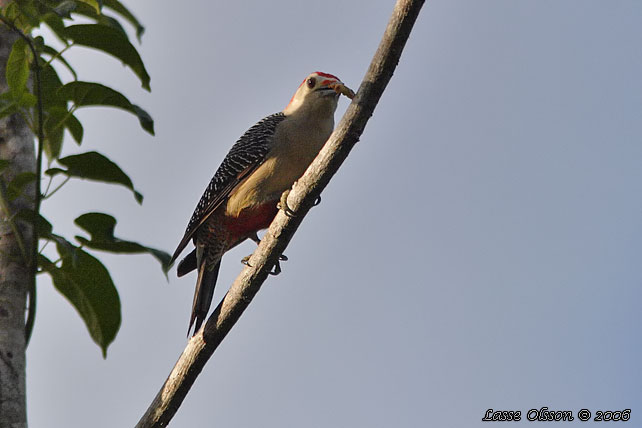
[171,112,286,263]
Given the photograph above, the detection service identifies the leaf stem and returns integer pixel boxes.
[43,42,74,68]
[38,237,50,254]
[50,104,77,133]
[42,174,54,198]
[42,176,69,199]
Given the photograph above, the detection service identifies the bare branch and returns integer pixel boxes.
[136,0,425,426]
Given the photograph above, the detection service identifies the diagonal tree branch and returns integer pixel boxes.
[136,0,425,426]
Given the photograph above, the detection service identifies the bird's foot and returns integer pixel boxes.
[241,255,252,267]
[278,189,297,217]
[242,253,287,271]
[270,253,289,275]
[269,259,282,275]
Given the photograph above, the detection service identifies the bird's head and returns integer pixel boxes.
[283,71,343,116]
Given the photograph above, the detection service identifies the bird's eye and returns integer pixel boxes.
[306,77,316,88]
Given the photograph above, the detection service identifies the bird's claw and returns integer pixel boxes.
[243,253,287,273]
[269,251,289,275]
[269,260,282,276]
[278,189,297,217]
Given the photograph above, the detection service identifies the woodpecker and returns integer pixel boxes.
[171,71,352,336]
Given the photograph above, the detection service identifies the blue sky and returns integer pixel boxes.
[27,1,642,426]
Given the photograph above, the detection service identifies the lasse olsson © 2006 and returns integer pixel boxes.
[482,407,631,422]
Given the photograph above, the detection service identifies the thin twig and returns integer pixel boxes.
[136,1,425,426]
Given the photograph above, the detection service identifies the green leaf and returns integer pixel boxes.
[53,1,77,18]
[6,38,30,97]
[19,2,41,29]
[4,2,37,32]
[76,0,101,14]
[34,211,53,237]
[39,249,121,358]
[66,113,84,144]
[40,63,65,109]
[44,106,85,158]
[43,13,69,44]
[18,209,75,263]
[42,106,83,157]
[103,0,144,41]
[19,210,74,260]
[130,104,153,135]
[74,212,171,273]
[6,171,36,201]
[23,92,37,107]
[14,210,56,257]
[33,35,45,51]
[58,81,154,135]
[0,89,34,116]
[71,3,127,37]
[44,106,67,159]
[2,2,20,21]
[0,93,20,119]
[64,24,150,90]
[16,91,36,107]
[94,14,127,36]
[46,151,143,203]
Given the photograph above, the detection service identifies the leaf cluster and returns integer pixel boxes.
[0,0,168,356]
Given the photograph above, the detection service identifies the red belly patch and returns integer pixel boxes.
[223,201,279,240]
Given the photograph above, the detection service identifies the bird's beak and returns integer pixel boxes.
[315,84,341,97]
[316,81,355,99]
[327,82,356,99]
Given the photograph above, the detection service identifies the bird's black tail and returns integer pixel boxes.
[188,259,221,336]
